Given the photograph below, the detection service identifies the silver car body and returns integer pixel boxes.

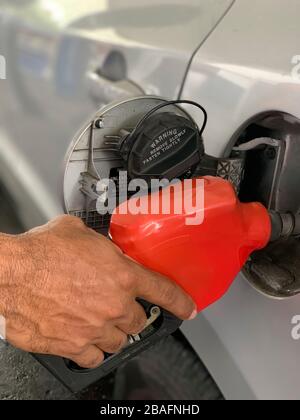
[1,0,300,400]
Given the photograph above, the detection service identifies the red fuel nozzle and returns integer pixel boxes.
[110,177,272,312]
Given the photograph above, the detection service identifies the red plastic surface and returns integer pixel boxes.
[110,177,271,312]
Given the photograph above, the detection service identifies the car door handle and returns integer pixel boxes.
[86,71,144,103]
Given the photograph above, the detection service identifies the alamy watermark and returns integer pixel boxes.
[95,172,205,226]
[291,315,300,340]
[0,54,6,80]
[291,55,300,82]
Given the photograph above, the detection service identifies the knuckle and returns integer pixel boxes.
[127,314,146,335]
[88,355,104,369]
[107,337,127,354]
[24,337,51,355]
[89,356,104,369]
[37,341,51,355]
[119,266,136,291]
[73,353,104,369]
[67,215,85,227]
[39,323,61,340]
[108,302,127,320]
[48,215,86,232]
[68,344,86,356]
[53,215,72,224]
[56,214,85,228]
[64,337,90,356]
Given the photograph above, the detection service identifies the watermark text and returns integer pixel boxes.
[291,55,300,82]
[95,173,205,226]
[0,54,6,80]
[291,315,300,340]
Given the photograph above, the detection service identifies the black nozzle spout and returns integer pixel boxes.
[269,211,300,242]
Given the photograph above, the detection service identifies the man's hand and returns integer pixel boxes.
[0,216,196,368]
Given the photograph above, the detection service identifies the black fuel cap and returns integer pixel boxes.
[120,112,205,183]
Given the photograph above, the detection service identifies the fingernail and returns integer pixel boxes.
[189,309,198,320]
